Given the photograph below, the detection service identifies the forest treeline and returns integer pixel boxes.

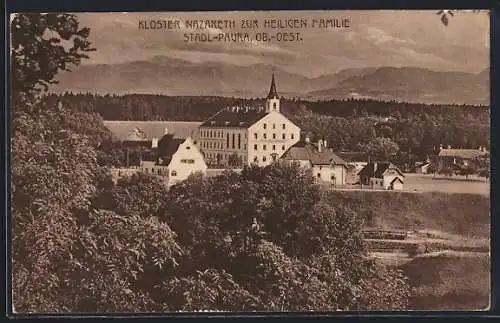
[44,92,490,165]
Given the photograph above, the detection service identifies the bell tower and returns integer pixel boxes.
[265,73,280,113]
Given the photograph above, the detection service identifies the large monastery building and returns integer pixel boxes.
[198,74,301,167]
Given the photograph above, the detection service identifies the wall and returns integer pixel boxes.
[167,137,208,186]
[312,165,346,186]
[247,111,300,166]
[199,126,247,166]
[383,169,404,190]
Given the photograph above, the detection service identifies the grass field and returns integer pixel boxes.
[402,251,490,310]
[324,190,490,238]
[403,174,490,196]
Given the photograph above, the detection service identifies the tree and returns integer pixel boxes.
[456,164,478,180]
[227,152,241,167]
[362,137,400,161]
[11,13,95,105]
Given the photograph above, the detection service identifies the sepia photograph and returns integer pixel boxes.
[10,10,490,313]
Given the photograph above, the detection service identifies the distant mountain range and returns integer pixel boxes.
[51,56,489,105]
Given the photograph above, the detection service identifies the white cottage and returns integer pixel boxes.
[281,138,347,186]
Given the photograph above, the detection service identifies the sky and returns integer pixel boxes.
[77,10,490,78]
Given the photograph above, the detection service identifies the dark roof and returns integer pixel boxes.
[338,151,370,163]
[157,134,185,165]
[267,73,279,99]
[200,107,267,128]
[390,177,404,185]
[358,162,404,179]
[104,121,201,142]
[281,141,347,166]
[438,148,489,159]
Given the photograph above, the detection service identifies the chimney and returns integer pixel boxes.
[317,139,323,152]
[447,145,451,149]
[305,136,310,143]
[152,137,158,148]
[439,144,443,150]
[323,139,328,148]
[164,127,169,135]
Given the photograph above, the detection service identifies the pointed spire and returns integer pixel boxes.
[267,73,278,99]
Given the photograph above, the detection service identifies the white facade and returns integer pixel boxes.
[139,137,207,187]
[167,137,207,186]
[311,164,346,186]
[247,111,300,166]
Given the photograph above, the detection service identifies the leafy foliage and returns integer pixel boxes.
[11,13,414,313]
[11,14,95,105]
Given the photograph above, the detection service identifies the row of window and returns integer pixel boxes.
[253,133,295,140]
[205,152,244,162]
[180,159,195,164]
[263,123,286,130]
[254,144,286,151]
[201,129,247,139]
[201,140,247,150]
[252,155,278,163]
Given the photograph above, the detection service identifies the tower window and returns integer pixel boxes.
[232,133,235,149]
[238,133,241,149]
[282,124,286,129]
[226,133,230,148]
[273,102,277,110]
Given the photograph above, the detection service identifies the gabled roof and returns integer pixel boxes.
[338,151,370,163]
[104,121,201,142]
[281,141,347,166]
[358,162,404,179]
[157,134,186,165]
[390,177,404,185]
[438,148,489,159]
[200,107,267,128]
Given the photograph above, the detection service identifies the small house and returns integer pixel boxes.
[358,162,405,190]
[281,138,347,186]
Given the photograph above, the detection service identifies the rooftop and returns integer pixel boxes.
[157,134,186,165]
[358,162,404,179]
[200,107,267,128]
[438,148,489,159]
[281,141,347,166]
[338,151,370,163]
[104,120,201,142]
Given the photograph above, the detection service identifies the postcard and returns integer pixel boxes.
[10,10,490,313]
